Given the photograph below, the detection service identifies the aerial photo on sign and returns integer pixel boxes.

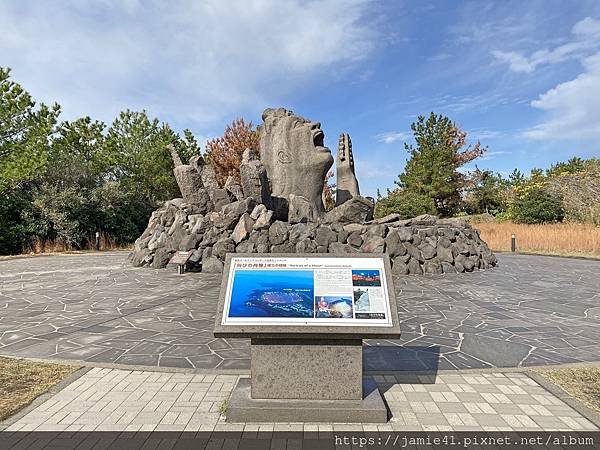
[227,269,314,318]
[221,256,393,327]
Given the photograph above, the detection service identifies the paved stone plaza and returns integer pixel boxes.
[2,368,597,432]
[0,252,599,371]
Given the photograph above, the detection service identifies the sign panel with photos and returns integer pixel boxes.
[221,256,393,327]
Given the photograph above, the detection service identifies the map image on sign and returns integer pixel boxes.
[221,256,393,327]
[228,270,314,318]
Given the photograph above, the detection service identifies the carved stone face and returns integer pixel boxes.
[258,108,333,214]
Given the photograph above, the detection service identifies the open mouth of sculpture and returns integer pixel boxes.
[312,129,325,148]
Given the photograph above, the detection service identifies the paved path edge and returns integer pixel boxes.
[2,354,599,376]
[495,250,600,261]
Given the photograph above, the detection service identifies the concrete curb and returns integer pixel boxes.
[365,360,600,376]
[526,370,600,429]
[0,250,130,262]
[0,354,249,375]
[0,365,90,429]
[494,250,600,261]
[2,353,599,376]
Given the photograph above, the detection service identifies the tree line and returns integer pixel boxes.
[0,67,198,254]
[1,68,597,255]
[375,113,599,226]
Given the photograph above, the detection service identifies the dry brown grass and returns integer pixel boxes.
[537,367,600,412]
[0,357,79,421]
[23,232,129,255]
[475,221,600,258]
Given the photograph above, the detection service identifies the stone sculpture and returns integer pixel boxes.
[130,108,498,275]
[258,108,333,218]
[336,133,360,206]
[239,148,270,206]
[167,144,213,213]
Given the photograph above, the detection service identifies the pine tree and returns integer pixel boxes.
[395,112,484,216]
[0,67,60,191]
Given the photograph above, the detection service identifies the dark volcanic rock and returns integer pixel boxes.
[288,194,317,224]
[315,226,337,247]
[324,196,374,224]
[268,221,289,245]
[202,256,223,273]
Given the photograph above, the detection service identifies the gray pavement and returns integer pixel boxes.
[0,252,599,371]
[3,368,597,432]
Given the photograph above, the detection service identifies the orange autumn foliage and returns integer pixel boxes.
[205,118,260,186]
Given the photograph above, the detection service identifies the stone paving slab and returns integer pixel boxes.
[2,368,597,432]
[0,252,599,371]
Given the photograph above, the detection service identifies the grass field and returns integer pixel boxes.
[0,357,79,421]
[475,222,600,258]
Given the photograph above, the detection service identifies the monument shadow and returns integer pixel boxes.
[363,344,441,379]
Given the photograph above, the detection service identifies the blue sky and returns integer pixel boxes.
[2,0,600,196]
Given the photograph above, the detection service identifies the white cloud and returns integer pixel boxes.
[374,131,409,144]
[491,51,537,73]
[524,52,600,140]
[478,150,512,161]
[492,16,600,73]
[0,0,376,130]
[467,128,503,141]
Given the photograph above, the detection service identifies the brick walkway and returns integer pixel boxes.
[3,368,597,432]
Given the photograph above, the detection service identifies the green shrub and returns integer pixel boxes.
[375,189,437,219]
[512,187,564,224]
[91,182,155,244]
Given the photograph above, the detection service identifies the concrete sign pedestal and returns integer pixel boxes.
[213,254,400,423]
[228,338,387,423]
[228,377,386,423]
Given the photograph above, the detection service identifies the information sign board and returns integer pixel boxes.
[169,251,193,266]
[221,255,393,327]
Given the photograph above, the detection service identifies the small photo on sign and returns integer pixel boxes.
[353,287,387,319]
[353,288,371,312]
[228,270,314,318]
[314,296,353,319]
[351,269,381,287]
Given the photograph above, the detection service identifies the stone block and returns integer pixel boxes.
[224,176,244,201]
[329,242,359,254]
[315,226,337,246]
[385,230,407,257]
[343,223,365,234]
[231,213,254,244]
[324,196,374,224]
[268,221,288,245]
[250,338,361,400]
[347,231,363,248]
[227,377,387,423]
[212,188,233,211]
[288,194,316,224]
[202,256,223,273]
[361,235,385,253]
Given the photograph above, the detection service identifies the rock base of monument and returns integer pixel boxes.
[227,377,388,423]
[130,196,497,276]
